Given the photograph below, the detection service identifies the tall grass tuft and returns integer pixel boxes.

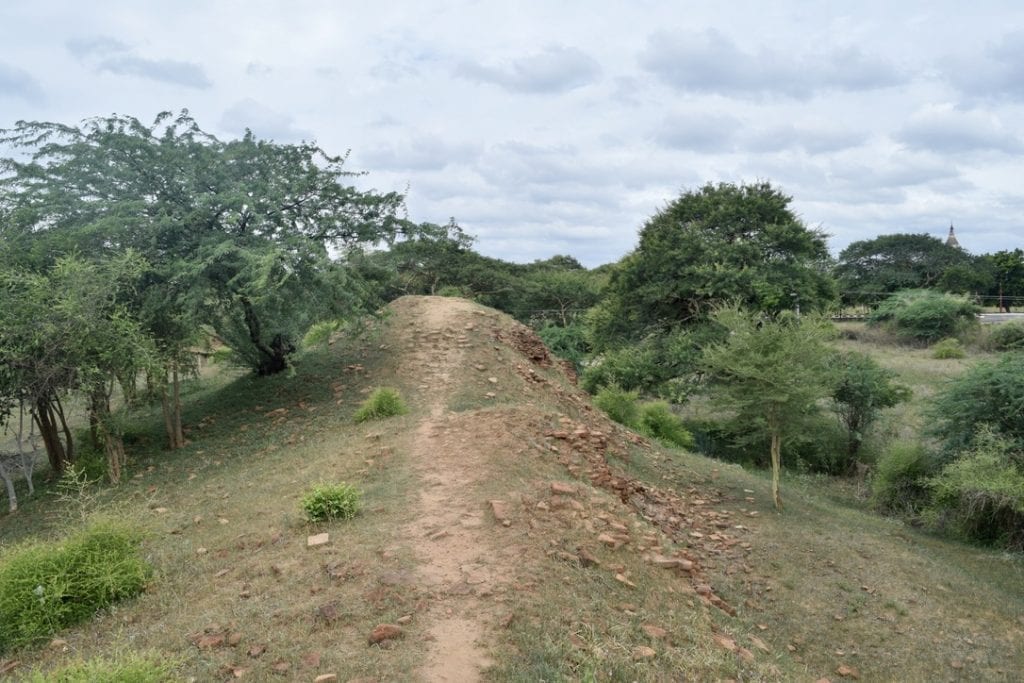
[0,520,150,653]
[353,387,408,423]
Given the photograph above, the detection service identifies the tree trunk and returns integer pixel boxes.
[88,387,106,451]
[171,361,184,447]
[0,461,16,513]
[34,397,68,477]
[92,391,127,484]
[770,431,784,512]
[54,396,75,465]
[241,296,292,375]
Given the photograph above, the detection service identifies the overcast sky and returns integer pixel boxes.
[2,1,1023,266]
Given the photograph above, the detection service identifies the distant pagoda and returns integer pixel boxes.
[946,223,961,249]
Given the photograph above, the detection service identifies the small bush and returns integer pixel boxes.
[23,651,175,682]
[987,321,1024,351]
[301,482,362,522]
[593,385,640,427]
[931,337,966,359]
[871,441,932,515]
[868,289,979,343]
[0,521,150,652]
[637,402,694,449]
[353,387,407,423]
[927,428,1024,548]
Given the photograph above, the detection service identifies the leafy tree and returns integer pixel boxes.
[0,112,408,380]
[984,249,1024,312]
[0,255,154,481]
[700,306,835,511]
[591,182,835,351]
[835,233,972,304]
[831,351,911,462]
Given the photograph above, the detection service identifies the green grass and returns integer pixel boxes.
[0,520,150,653]
[21,651,177,682]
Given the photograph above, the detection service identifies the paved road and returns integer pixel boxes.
[979,313,1024,324]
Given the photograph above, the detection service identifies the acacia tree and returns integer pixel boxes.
[700,306,835,511]
[0,111,409,378]
[0,254,153,481]
[590,182,836,351]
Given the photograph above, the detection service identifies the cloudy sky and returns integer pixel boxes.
[2,1,1022,266]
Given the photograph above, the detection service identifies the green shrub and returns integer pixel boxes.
[931,338,966,359]
[928,353,1024,460]
[831,351,911,463]
[353,387,407,423]
[871,441,932,514]
[927,429,1024,548]
[637,402,694,449]
[987,321,1024,351]
[593,385,640,427]
[868,289,980,343]
[0,521,150,652]
[23,651,175,682]
[301,482,362,522]
[537,322,589,373]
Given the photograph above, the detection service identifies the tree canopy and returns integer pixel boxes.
[0,111,409,376]
[834,233,972,304]
[590,181,835,350]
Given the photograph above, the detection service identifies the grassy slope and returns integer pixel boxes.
[1,306,1022,682]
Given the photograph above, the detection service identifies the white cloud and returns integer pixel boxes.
[455,45,601,93]
[895,104,1024,154]
[0,62,43,102]
[639,29,904,100]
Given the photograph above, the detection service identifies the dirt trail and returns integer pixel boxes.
[393,297,505,682]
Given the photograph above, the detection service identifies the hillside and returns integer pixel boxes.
[2,296,1023,682]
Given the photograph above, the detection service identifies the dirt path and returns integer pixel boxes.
[393,297,505,682]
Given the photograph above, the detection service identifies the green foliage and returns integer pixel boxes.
[701,306,836,509]
[871,442,932,515]
[835,233,974,303]
[928,353,1024,459]
[301,319,344,349]
[927,429,1024,548]
[831,351,911,461]
[984,249,1024,311]
[593,385,640,427]
[591,181,835,351]
[0,521,150,652]
[353,387,408,423]
[636,402,694,449]
[581,325,718,400]
[868,289,980,343]
[300,482,362,522]
[22,651,176,682]
[1,112,407,376]
[986,321,1024,351]
[931,338,966,359]
[536,322,589,373]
